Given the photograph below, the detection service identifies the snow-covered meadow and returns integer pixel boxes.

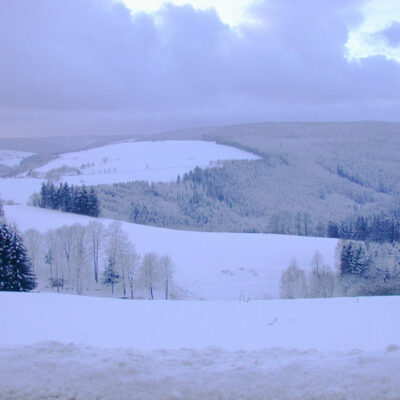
[33,140,259,182]
[5,205,338,300]
[0,140,259,204]
[1,292,400,399]
[0,149,34,167]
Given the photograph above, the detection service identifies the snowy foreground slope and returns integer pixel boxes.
[5,205,338,299]
[1,292,400,399]
[2,292,399,351]
[0,140,258,204]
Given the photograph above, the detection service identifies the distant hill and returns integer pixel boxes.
[96,122,400,236]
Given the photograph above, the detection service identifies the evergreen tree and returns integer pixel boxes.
[60,183,73,212]
[39,182,49,208]
[102,257,119,294]
[354,217,368,241]
[0,198,4,220]
[0,222,36,291]
[339,241,368,276]
[48,182,57,209]
[87,188,100,217]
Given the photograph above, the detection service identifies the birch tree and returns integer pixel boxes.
[87,221,104,284]
[160,254,174,300]
[140,252,160,300]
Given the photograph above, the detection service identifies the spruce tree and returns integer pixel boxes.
[39,182,49,208]
[0,198,4,219]
[60,182,72,212]
[87,188,100,217]
[0,222,36,291]
[102,257,119,294]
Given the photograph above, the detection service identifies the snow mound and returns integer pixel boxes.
[1,342,399,400]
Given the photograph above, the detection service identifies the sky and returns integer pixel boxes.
[0,0,400,138]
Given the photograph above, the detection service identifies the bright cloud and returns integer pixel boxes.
[346,0,400,62]
[119,0,255,27]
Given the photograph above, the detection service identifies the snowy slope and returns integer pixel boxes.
[0,149,34,167]
[0,177,45,205]
[33,140,259,181]
[1,292,399,350]
[0,140,258,204]
[4,205,338,299]
[1,293,400,399]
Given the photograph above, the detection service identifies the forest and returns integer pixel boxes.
[95,159,400,239]
[34,182,100,218]
[93,123,400,239]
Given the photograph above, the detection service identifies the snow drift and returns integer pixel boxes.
[1,292,400,399]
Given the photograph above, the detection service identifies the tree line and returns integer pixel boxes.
[327,214,400,243]
[280,240,400,299]
[23,221,179,300]
[33,182,100,217]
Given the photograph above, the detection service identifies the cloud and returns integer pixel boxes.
[380,22,400,47]
[0,0,399,137]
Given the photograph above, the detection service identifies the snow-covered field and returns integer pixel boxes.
[2,292,399,351]
[1,292,400,399]
[33,140,259,181]
[0,140,258,204]
[5,205,338,299]
[0,149,34,167]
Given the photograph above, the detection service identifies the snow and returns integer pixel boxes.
[4,205,338,299]
[0,149,34,167]
[1,292,400,399]
[1,343,399,400]
[0,177,45,205]
[0,140,258,204]
[33,140,258,178]
[1,140,396,398]
[2,292,399,351]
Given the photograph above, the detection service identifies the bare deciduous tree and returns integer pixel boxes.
[280,259,308,299]
[87,221,104,284]
[140,252,160,300]
[160,254,174,300]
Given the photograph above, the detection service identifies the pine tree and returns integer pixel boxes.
[102,257,119,294]
[0,222,36,291]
